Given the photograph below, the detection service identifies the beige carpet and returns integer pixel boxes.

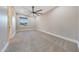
[6,30,78,52]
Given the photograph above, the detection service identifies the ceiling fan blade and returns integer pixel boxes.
[36,13,42,15]
[33,12,42,16]
[38,13,42,14]
[36,9,42,12]
[35,13,40,16]
[32,6,34,12]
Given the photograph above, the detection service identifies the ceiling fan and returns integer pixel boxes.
[30,6,42,16]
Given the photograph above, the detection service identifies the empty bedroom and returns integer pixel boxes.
[0,6,79,52]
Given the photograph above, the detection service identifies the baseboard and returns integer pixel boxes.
[1,42,9,52]
[16,29,36,32]
[37,29,78,44]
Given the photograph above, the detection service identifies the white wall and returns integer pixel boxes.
[36,7,77,41]
[11,9,16,37]
[0,7,8,50]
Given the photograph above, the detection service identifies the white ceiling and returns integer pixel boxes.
[14,6,56,16]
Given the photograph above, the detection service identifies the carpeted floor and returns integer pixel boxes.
[5,30,78,52]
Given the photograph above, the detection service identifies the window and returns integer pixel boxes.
[19,16,28,26]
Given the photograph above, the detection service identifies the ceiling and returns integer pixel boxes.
[14,6,56,17]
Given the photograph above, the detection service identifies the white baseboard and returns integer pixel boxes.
[37,29,78,44]
[1,42,9,52]
[16,29,36,32]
